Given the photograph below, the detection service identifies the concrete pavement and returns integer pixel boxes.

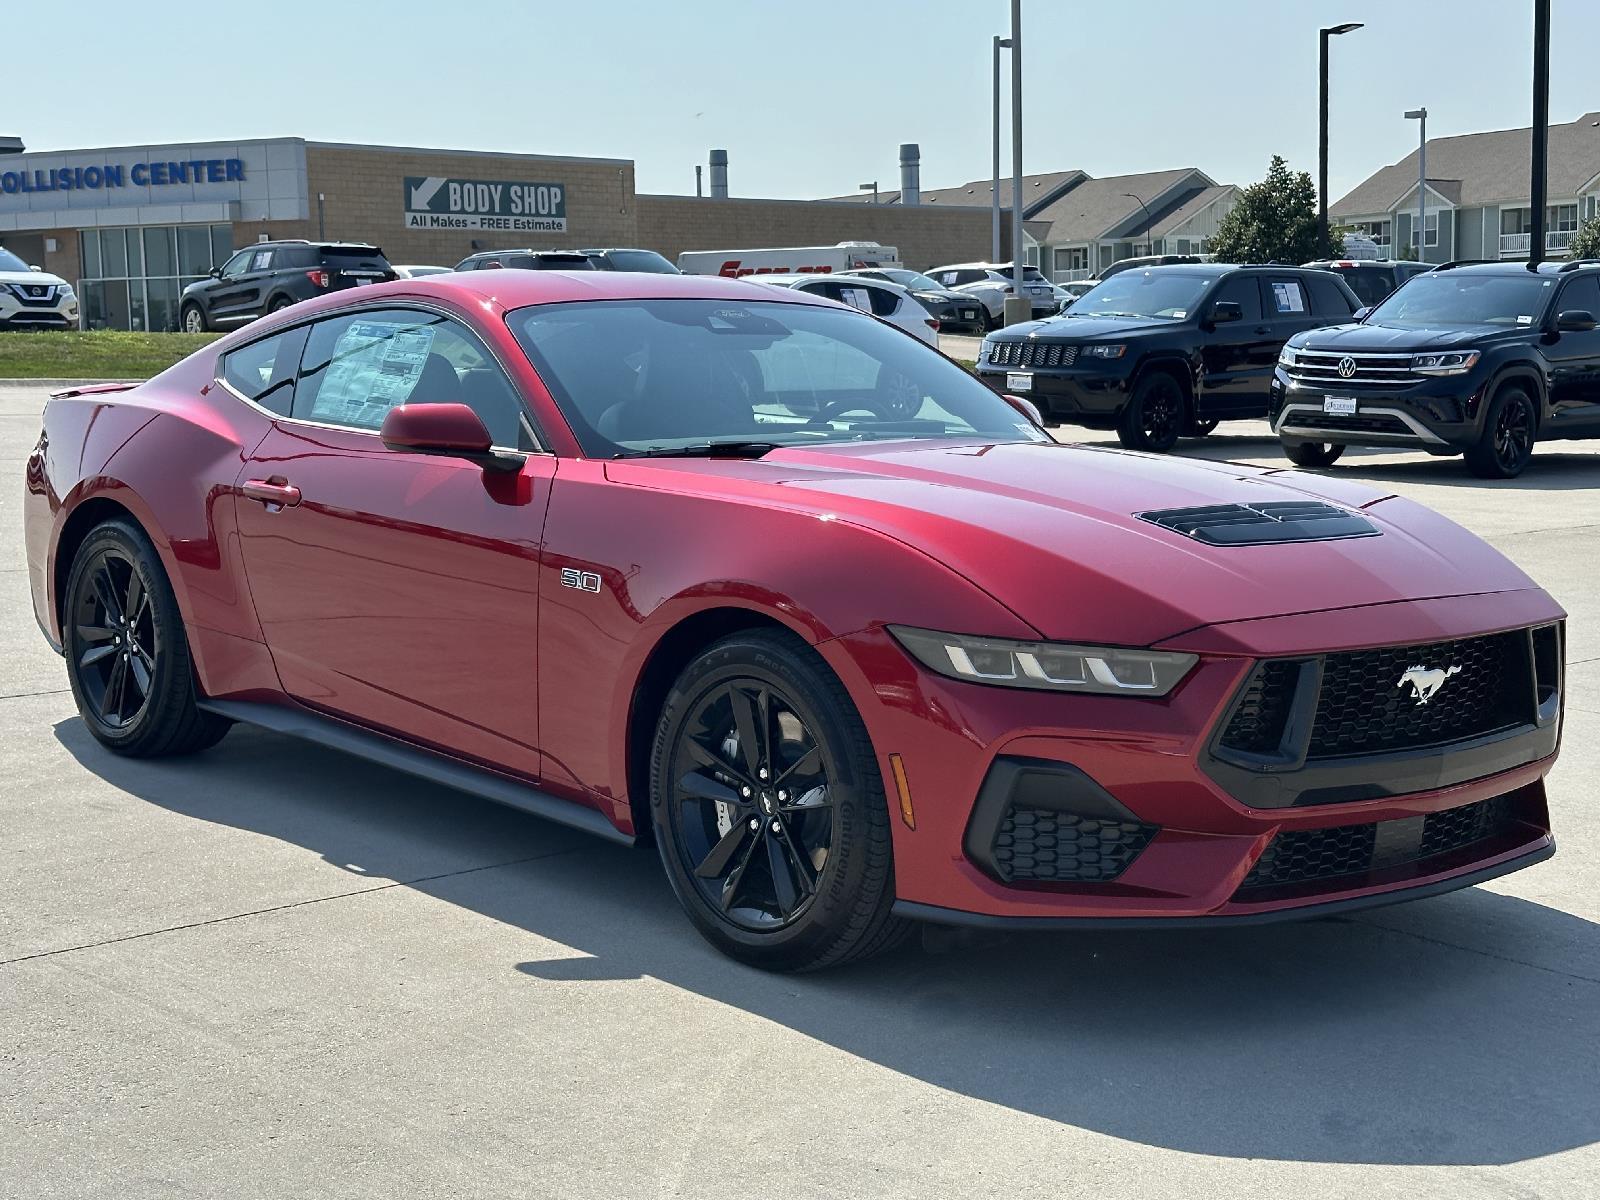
[2,382,1597,1199]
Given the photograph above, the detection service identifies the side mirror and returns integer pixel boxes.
[1003,393,1045,427]
[1208,300,1243,324]
[208,267,222,279]
[1353,306,1374,321]
[28,264,42,273]
[380,403,523,472]
[1556,309,1598,332]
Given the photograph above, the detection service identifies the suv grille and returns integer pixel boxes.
[1139,501,1379,546]
[1237,795,1521,894]
[1286,349,1420,386]
[1218,630,1537,764]
[988,341,1078,368]
[992,807,1156,883]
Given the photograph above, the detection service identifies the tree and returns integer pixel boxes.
[1568,213,1600,259]
[1208,156,1343,264]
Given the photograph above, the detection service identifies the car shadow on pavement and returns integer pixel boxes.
[56,717,1600,1169]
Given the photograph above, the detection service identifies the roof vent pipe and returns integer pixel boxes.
[899,143,920,205]
[709,149,728,199]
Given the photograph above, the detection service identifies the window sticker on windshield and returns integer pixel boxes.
[1172,310,1186,319]
[1517,315,1533,325]
[1272,282,1306,314]
[311,320,437,426]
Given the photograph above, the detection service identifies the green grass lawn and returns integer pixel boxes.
[0,331,222,380]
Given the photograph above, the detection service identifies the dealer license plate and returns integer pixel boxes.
[1323,396,1358,416]
[1006,372,1033,392]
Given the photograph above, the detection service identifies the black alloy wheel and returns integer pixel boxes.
[1189,417,1220,437]
[1117,373,1185,453]
[651,631,905,970]
[1466,387,1536,479]
[63,520,230,757]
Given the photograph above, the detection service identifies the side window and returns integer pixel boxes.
[803,280,848,303]
[861,285,899,317]
[1264,278,1310,318]
[455,258,477,272]
[1305,272,1357,315]
[294,308,530,448]
[219,249,255,279]
[1557,275,1600,318]
[219,325,308,416]
[1212,275,1263,322]
[248,247,275,273]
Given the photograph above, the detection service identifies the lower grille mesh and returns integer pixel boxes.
[992,807,1156,883]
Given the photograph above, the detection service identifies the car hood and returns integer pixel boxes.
[0,270,69,288]
[1291,321,1517,352]
[617,440,1539,646]
[989,314,1170,341]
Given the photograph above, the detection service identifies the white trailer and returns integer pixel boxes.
[677,241,901,278]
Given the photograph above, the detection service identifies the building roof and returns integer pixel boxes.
[820,171,1087,216]
[1029,168,1208,243]
[1145,184,1237,237]
[1331,111,1600,217]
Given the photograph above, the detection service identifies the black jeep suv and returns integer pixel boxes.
[975,264,1361,451]
[1271,260,1600,478]
[180,241,394,332]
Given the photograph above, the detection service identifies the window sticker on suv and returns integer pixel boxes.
[311,320,436,425]
[1271,282,1307,314]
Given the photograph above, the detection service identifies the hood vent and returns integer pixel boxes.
[1138,501,1379,546]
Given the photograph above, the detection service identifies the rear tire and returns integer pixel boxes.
[650,630,907,972]
[63,519,230,758]
[180,303,207,334]
[1116,372,1186,453]
[1465,386,1537,479]
[268,296,295,314]
[1283,441,1345,468]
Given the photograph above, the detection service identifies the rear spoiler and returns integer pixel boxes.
[50,382,139,400]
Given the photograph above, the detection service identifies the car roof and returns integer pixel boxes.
[1432,259,1600,276]
[366,270,840,307]
[256,239,380,251]
[465,248,590,259]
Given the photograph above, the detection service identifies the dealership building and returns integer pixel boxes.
[0,137,996,331]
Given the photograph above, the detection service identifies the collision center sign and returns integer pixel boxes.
[403,176,567,232]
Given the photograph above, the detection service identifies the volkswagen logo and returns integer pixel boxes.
[1336,356,1358,379]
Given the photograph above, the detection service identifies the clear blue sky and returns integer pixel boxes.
[11,0,1596,205]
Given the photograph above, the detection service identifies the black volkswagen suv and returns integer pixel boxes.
[1271,260,1600,478]
[975,264,1360,451]
[180,241,394,332]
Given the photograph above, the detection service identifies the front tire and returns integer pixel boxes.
[63,519,230,757]
[1465,387,1537,479]
[1116,372,1186,453]
[1283,440,1345,468]
[650,630,906,971]
[180,303,207,334]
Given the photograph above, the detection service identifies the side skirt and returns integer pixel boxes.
[198,699,634,847]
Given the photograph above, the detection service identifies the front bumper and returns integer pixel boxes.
[923,298,986,331]
[0,286,78,331]
[822,604,1562,925]
[1269,369,1486,451]
[974,362,1133,422]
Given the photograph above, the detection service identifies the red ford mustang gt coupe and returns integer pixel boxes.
[25,271,1563,970]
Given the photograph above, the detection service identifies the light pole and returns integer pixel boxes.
[992,34,1012,262]
[1123,192,1154,256]
[1530,0,1551,266]
[1405,109,1427,260]
[1003,0,1029,327]
[859,181,879,206]
[1318,22,1363,250]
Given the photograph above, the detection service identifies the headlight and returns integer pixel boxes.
[1082,343,1126,359]
[1278,346,1298,368]
[889,626,1197,697]
[1410,350,1480,376]
[57,284,75,299]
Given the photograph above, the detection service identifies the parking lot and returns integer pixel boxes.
[2,377,1596,1198]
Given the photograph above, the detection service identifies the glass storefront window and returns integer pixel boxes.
[102,229,128,277]
[143,228,177,278]
[146,278,180,335]
[80,230,102,279]
[177,226,213,276]
[75,223,233,331]
[210,224,234,266]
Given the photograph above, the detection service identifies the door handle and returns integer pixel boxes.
[241,477,301,509]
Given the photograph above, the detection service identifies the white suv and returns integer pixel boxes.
[924,262,1058,329]
[0,247,77,331]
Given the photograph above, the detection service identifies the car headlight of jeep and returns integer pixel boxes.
[889,626,1197,696]
[1410,350,1480,375]
[1278,346,1298,368]
[1082,343,1126,359]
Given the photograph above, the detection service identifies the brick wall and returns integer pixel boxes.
[245,145,640,267]
[636,194,1006,271]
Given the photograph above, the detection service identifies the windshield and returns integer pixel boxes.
[509,298,1048,456]
[0,248,30,273]
[871,269,943,291]
[1365,272,1557,327]
[1066,271,1211,320]
[599,249,680,274]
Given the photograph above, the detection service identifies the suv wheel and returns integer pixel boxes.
[1116,372,1185,453]
[268,296,295,314]
[1283,440,1345,468]
[1465,387,1537,479]
[180,303,207,334]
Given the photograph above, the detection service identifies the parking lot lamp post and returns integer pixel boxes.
[1123,192,1154,256]
[1405,109,1427,261]
[859,182,879,205]
[1530,0,1550,266]
[992,34,1012,261]
[1318,22,1363,249]
[1003,0,1029,326]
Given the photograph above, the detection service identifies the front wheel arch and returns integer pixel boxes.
[1483,366,1546,432]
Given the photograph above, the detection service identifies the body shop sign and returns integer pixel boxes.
[403,176,566,232]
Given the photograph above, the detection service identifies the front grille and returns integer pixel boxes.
[1286,349,1419,386]
[1238,795,1522,894]
[1139,501,1379,546]
[1287,412,1412,436]
[988,340,1078,368]
[1311,631,1530,758]
[992,807,1156,883]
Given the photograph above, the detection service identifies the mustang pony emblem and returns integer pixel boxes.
[1398,664,1462,706]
